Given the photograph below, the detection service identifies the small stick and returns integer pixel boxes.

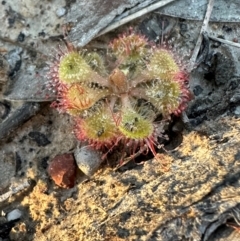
[0,35,45,56]
[114,145,148,171]
[97,0,176,37]
[207,34,240,48]
[0,179,30,202]
[187,0,215,72]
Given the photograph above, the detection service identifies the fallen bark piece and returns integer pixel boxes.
[66,0,240,47]
[66,0,147,47]
[4,67,55,101]
[157,0,240,22]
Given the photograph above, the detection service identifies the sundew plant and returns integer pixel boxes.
[48,30,191,163]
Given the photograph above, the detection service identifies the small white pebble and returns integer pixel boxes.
[74,146,102,176]
[1,210,6,216]
[7,209,22,221]
[56,7,66,18]
[234,106,240,115]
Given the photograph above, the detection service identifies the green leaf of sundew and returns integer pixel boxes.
[144,79,181,116]
[59,52,92,84]
[147,49,179,81]
[63,83,109,114]
[83,52,107,76]
[118,109,154,140]
[110,33,148,63]
[75,107,118,143]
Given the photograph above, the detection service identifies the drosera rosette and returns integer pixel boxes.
[47,30,192,167]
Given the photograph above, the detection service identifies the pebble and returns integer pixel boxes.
[6,209,22,221]
[56,7,66,18]
[234,106,240,115]
[74,146,102,176]
[48,153,77,188]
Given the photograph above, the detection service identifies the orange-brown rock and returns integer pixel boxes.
[47,153,76,188]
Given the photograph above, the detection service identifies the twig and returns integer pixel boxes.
[187,0,215,72]
[97,0,176,37]
[0,35,45,56]
[0,179,30,202]
[207,34,240,48]
[114,145,148,171]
